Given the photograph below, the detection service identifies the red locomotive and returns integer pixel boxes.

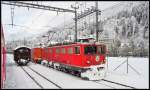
[1,24,6,88]
[31,42,106,80]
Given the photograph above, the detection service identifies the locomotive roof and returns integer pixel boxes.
[46,42,105,48]
[14,45,31,50]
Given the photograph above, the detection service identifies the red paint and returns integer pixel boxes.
[31,48,42,63]
[32,43,106,68]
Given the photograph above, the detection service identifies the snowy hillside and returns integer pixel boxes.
[100,1,149,56]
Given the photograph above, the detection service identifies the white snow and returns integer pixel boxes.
[29,63,113,89]
[106,56,149,89]
[4,54,149,89]
[4,54,39,89]
[23,66,59,89]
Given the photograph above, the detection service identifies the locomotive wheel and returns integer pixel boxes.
[77,73,81,77]
[70,70,75,75]
[62,68,64,72]
[75,71,80,77]
[82,77,89,80]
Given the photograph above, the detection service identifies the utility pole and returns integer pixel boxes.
[74,2,101,42]
[71,3,79,42]
[95,1,99,42]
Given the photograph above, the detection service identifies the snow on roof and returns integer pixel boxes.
[14,45,31,50]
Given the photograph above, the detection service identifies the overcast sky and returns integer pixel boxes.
[2,1,120,42]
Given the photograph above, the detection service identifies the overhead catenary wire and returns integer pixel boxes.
[41,11,67,45]
[25,2,64,29]
[4,1,100,43]
[3,24,30,29]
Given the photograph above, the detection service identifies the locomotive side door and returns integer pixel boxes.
[97,45,106,64]
[73,46,81,66]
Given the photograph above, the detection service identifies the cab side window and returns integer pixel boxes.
[75,46,80,54]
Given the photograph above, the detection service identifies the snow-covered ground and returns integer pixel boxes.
[4,54,39,89]
[4,54,149,89]
[106,56,149,89]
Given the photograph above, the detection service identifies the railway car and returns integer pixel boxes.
[1,25,6,88]
[31,48,42,63]
[33,43,106,80]
[41,48,48,60]
[14,46,31,65]
[41,48,49,65]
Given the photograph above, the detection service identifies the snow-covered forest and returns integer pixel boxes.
[100,1,149,57]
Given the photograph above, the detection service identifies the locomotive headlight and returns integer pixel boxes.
[95,56,99,62]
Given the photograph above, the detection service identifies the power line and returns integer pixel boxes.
[2,1,75,13]
[3,24,30,29]
[2,1,81,42]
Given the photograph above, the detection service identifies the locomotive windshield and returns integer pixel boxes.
[84,46,97,54]
[84,45,105,54]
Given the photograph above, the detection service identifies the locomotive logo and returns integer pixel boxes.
[96,56,99,62]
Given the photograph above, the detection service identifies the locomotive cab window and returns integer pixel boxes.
[97,46,105,54]
[75,46,80,54]
[84,46,97,54]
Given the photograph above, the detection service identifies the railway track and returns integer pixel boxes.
[93,79,136,89]
[21,63,137,89]
[21,66,62,89]
[38,63,137,89]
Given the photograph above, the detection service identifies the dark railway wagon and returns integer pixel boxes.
[14,47,31,65]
